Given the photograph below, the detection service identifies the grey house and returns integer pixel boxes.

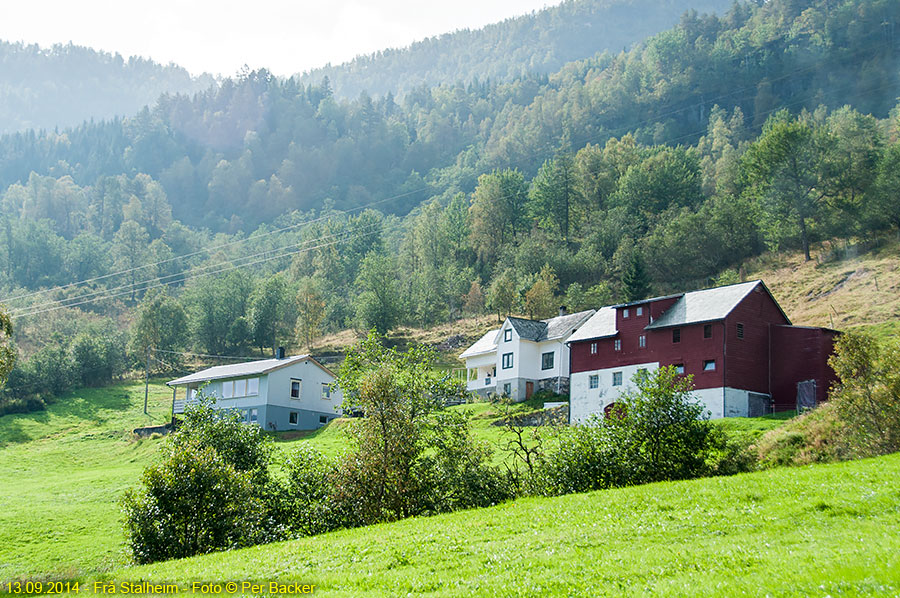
[168,354,341,431]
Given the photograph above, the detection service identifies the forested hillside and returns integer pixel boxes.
[0,41,215,134]
[297,0,735,99]
[2,0,900,415]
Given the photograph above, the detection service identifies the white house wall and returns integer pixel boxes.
[571,361,758,422]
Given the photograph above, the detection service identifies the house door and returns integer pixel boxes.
[525,381,534,399]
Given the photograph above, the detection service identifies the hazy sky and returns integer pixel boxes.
[0,0,561,78]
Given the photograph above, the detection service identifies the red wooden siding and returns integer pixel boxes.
[770,326,838,411]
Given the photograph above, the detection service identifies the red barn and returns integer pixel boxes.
[567,280,838,421]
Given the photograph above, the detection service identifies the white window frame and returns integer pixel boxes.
[222,380,234,398]
[614,339,621,351]
[589,374,599,389]
[639,335,646,348]
[623,308,629,318]
[247,377,259,396]
[590,342,598,354]
[289,411,299,425]
[612,372,623,386]
[321,383,331,400]
[290,378,302,399]
[636,306,643,316]
[234,378,247,397]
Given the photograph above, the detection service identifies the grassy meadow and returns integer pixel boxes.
[102,453,900,597]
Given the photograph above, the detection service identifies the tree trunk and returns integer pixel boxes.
[799,216,811,261]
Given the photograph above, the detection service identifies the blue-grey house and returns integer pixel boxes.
[167,353,342,431]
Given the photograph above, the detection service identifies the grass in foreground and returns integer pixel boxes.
[98,452,900,597]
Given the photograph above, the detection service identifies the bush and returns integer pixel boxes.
[122,396,282,563]
[122,441,267,564]
[755,402,847,467]
[535,366,720,494]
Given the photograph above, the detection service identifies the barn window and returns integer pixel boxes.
[589,374,599,389]
[614,339,621,351]
[636,306,643,316]
[590,342,598,354]
[703,360,716,371]
[639,335,646,348]
[612,372,623,386]
[672,328,681,343]
[289,412,298,425]
[504,329,512,342]
[502,352,514,369]
[704,324,712,339]
[290,379,301,399]
[623,308,630,318]
[675,364,685,374]
[737,323,744,339]
[541,352,554,370]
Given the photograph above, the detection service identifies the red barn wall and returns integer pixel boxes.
[771,326,838,411]
[723,285,790,395]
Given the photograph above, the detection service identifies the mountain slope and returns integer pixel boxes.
[298,0,736,99]
[0,41,215,134]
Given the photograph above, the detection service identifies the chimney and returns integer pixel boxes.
[558,305,567,317]
[276,346,285,360]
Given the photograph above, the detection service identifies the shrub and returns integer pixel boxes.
[122,441,266,564]
[755,402,848,467]
[535,366,720,494]
[122,395,282,563]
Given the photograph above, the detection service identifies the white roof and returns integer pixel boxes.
[566,306,617,343]
[460,329,500,359]
[168,355,327,386]
[645,280,770,329]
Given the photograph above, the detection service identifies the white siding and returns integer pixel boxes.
[266,360,342,415]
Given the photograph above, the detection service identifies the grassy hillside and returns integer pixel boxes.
[98,453,900,597]
[747,240,900,341]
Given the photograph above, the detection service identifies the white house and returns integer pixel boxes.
[460,309,595,401]
[167,353,342,431]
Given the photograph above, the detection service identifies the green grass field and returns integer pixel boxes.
[99,453,900,597]
[0,378,857,596]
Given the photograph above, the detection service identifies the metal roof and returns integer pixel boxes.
[566,306,618,343]
[644,280,770,330]
[459,329,500,358]
[167,354,326,386]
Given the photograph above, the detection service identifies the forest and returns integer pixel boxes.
[1,0,899,414]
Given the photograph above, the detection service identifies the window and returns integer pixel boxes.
[541,351,554,370]
[503,383,511,395]
[188,388,197,399]
[222,380,234,398]
[614,339,621,351]
[502,352,514,369]
[234,378,247,397]
[612,372,623,386]
[321,383,331,399]
[637,368,647,377]
[319,415,328,424]
[703,359,716,371]
[289,412,298,425]
[590,342,598,355]
[589,374,599,389]
[290,379,301,399]
[247,378,259,396]
[249,408,258,423]
[638,335,646,348]
[623,308,630,318]
[675,364,685,374]
[737,323,744,339]
[504,329,512,342]
[672,328,681,343]
[704,324,712,339]
[636,306,643,316]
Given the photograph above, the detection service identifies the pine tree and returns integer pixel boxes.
[622,253,651,302]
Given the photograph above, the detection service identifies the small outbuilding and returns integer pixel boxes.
[167,352,341,431]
